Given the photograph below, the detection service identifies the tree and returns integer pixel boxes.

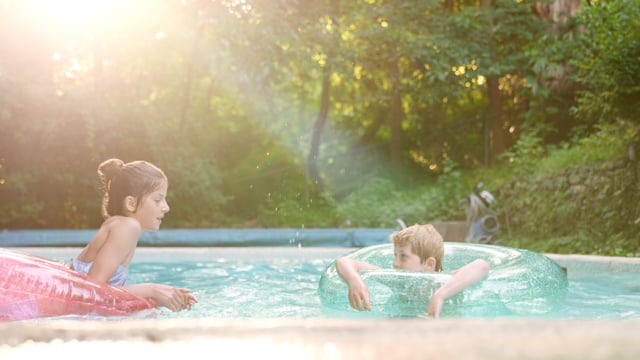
[572,0,640,125]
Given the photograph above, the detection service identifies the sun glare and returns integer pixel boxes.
[49,0,107,21]
[21,0,112,28]
[4,0,162,88]
[12,0,155,36]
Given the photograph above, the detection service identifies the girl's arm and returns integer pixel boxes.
[335,257,379,311]
[90,219,198,311]
[119,283,198,311]
[427,259,490,318]
[88,218,140,283]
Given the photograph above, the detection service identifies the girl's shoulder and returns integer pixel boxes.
[103,216,142,234]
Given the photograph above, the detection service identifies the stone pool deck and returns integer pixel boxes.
[1,318,639,359]
[1,248,639,359]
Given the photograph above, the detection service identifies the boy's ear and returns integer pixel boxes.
[125,196,137,213]
[424,257,437,271]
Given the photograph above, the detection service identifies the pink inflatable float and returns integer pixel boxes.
[0,248,155,321]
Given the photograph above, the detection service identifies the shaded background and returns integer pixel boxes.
[1,0,638,253]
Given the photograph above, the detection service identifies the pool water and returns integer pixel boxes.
[124,251,640,320]
[552,271,640,319]
[131,255,333,319]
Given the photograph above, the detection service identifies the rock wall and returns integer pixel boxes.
[497,158,639,240]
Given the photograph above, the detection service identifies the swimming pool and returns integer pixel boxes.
[8,245,639,320]
[1,230,640,359]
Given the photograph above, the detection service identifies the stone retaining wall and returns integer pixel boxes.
[497,157,639,243]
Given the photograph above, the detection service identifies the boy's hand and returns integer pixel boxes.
[335,257,378,312]
[426,293,444,318]
[348,280,371,311]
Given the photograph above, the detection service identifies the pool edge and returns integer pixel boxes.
[1,318,639,359]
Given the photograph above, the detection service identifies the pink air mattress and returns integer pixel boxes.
[0,248,155,321]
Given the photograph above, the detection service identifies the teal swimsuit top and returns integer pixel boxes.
[70,258,129,286]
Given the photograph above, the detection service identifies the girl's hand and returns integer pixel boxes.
[153,284,198,311]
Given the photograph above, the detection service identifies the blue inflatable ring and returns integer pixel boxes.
[318,243,568,318]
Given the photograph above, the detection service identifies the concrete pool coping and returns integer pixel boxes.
[1,247,639,359]
[2,318,640,359]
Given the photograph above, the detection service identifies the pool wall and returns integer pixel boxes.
[0,224,470,247]
[0,228,397,247]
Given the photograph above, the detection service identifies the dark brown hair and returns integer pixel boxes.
[98,159,167,218]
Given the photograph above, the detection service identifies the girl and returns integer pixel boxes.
[71,158,197,311]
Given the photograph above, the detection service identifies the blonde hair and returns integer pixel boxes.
[390,224,444,271]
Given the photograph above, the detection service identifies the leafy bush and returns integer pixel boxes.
[161,156,230,228]
[335,161,473,228]
[496,121,639,256]
[255,191,339,228]
[572,0,640,125]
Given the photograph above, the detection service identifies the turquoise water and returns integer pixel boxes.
[127,252,640,320]
[553,271,640,319]
[131,256,331,319]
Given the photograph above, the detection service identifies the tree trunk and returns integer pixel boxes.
[360,107,386,144]
[531,0,582,95]
[181,24,205,129]
[307,69,331,190]
[306,0,340,191]
[389,58,403,166]
[481,0,505,165]
[487,76,505,163]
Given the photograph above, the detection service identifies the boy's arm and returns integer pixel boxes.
[335,257,379,311]
[427,259,490,318]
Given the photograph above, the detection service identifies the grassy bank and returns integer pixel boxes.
[332,121,639,256]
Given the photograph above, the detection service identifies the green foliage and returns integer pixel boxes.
[335,178,401,227]
[499,126,547,176]
[335,161,471,228]
[340,121,639,256]
[161,156,229,228]
[256,193,339,228]
[0,0,637,259]
[500,119,637,178]
[537,120,636,170]
[496,120,640,256]
[0,173,44,228]
[571,0,640,125]
[505,232,640,257]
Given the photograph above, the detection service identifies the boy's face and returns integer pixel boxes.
[393,243,434,271]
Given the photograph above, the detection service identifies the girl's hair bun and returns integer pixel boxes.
[97,158,124,187]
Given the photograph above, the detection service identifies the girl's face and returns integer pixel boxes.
[393,243,434,271]
[131,180,170,231]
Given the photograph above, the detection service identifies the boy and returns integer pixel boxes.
[336,224,489,318]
